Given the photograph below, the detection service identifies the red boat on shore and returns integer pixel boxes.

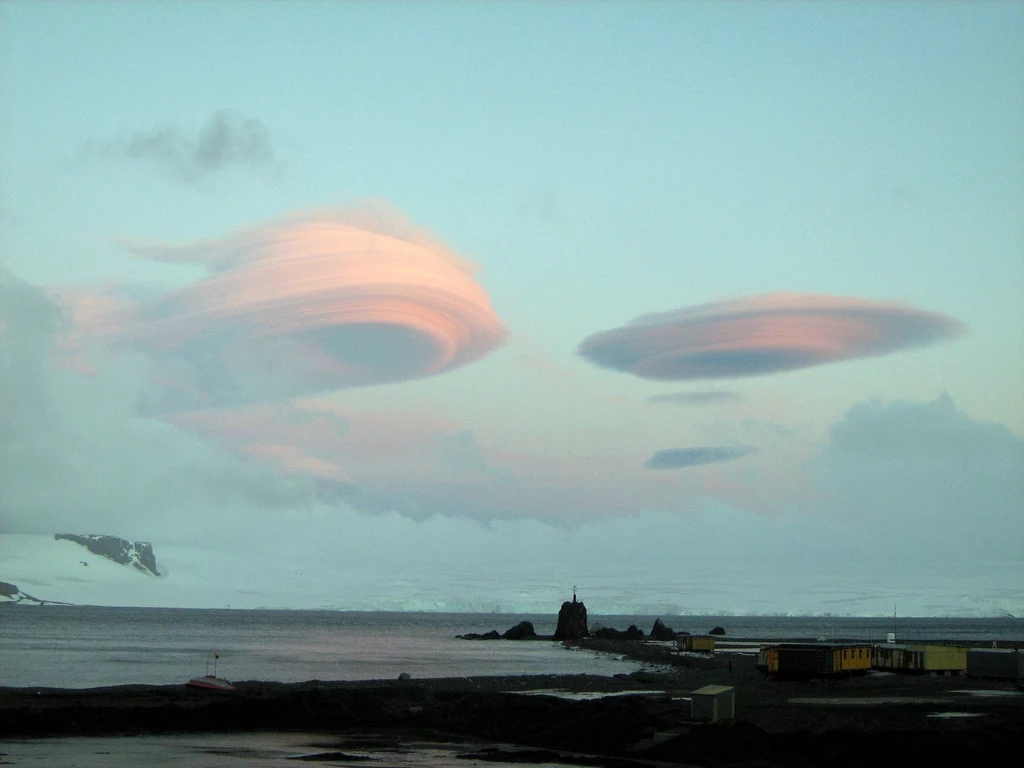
[186,653,236,691]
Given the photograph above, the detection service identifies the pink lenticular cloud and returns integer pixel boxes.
[578,293,964,380]
[71,206,507,408]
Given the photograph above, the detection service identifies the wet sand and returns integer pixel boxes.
[2,639,1021,767]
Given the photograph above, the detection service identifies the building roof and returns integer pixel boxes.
[692,685,734,696]
[763,642,872,650]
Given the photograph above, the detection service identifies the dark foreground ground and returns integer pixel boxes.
[2,639,1021,767]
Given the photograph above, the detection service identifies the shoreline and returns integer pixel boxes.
[3,639,1022,767]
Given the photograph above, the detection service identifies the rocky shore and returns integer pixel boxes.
[2,635,1021,767]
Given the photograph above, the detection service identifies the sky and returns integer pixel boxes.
[1,1,1022,616]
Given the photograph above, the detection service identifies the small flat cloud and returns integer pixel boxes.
[62,204,507,410]
[579,293,964,380]
[79,110,278,182]
[647,391,741,406]
[645,446,756,469]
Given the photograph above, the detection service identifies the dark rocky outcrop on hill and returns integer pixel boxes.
[54,534,159,576]
[649,618,677,641]
[553,599,589,640]
[0,580,63,605]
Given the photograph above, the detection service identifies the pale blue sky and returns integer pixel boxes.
[1,1,1021,613]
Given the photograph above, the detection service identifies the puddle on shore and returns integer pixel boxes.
[928,711,985,719]
[507,688,667,700]
[0,732,593,767]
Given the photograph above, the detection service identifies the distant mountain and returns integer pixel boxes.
[0,533,165,607]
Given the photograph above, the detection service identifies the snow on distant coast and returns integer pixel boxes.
[0,533,1019,617]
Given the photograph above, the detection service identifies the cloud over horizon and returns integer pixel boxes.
[78,110,278,182]
[64,205,507,410]
[0,272,314,539]
[815,394,1024,565]
[645,446,757,469]
[578,293,964,381]
[166,399,691,522]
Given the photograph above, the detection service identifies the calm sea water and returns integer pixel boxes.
[1,606,1021,689]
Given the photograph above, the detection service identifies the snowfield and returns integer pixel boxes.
[1,533,1020,617]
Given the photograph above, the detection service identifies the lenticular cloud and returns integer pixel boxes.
[578,293,963,381]
[69,207,507,409]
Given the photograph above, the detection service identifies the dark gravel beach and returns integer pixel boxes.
[2,639,1021,767]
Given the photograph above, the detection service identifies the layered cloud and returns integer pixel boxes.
[579,293,964,380]
[78,110,277,182]
[64,206,507,410]
[645,446,756,470]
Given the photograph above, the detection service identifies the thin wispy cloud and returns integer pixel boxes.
[647,391,741,406]
[645,446,756,470]
[79,110,278,182]
[579,293,965,381]
[62,204,507,410]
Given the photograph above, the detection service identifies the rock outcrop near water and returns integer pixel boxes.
[54,534,160,576]
[502,620,537,639]
[553,598,588,640]
[593,625,644,640]
[650,618,677,640]
[458,621,538,640]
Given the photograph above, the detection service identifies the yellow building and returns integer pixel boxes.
[678,635,716,652]
[872,644,967,674]
[757,643,872,678]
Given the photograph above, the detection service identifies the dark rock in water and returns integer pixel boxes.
[553,599,589,640]
[709,626,726,635]
[593,624,644,640]
[54,534,159,576]
[650,618,676,641]
[457,630,501,640]
[502,621,537,640]
[459,621,536,641]
[397,672,411,681]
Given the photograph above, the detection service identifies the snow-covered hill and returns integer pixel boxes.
[1,533,1020,617]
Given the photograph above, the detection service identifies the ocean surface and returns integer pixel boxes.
[2,606,1022,689]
